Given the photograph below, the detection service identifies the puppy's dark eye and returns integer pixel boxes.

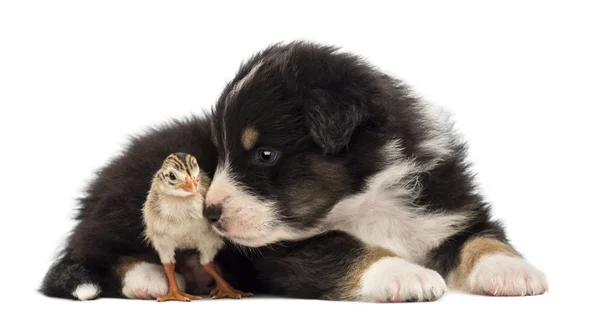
[169,172,176,180]
[257,149,279,165]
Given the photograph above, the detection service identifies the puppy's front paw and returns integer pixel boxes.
[469,254,548,296]
[121,262,185,299]
[360,257,447,302]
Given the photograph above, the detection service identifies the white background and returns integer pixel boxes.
[1,1,598,316]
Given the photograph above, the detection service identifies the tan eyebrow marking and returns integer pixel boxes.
[241,127,260,150]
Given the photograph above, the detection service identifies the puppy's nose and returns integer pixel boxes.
[203,204,222,224]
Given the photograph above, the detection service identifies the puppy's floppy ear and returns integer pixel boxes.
[304,88,367,154]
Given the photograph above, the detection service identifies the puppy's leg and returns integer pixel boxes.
[340,248,447,302]
[114,256,185,300]
[448,237,548,296]
[40,255,103,300]
[224,231,446,302]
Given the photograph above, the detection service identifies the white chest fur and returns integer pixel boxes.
[324,159,470,265]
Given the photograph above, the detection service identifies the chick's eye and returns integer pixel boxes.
[169,172,176,180]
[257,149,279,164]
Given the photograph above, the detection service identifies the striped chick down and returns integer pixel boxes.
[143,153,251,302]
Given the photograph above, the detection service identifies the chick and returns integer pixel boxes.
[143,152,252,302]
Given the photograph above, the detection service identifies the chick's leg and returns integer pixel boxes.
[157,262,202,302]
[202,262,252,299]
[156,246,199,302]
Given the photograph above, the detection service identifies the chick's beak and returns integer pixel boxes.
[178,176,198,194]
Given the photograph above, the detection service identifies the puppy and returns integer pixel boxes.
[205,41,548,301]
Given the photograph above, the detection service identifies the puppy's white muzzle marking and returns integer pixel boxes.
[205,162,279,245]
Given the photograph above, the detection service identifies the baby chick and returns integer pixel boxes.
[143,153,252,302]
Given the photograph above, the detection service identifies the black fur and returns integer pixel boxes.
[425,203,509,277]
[40,115,218,299]
[216,231,367,300]
[209,41,512,287]
[40,110,373,301]
[42,256,109,298]
[43,41,519,302]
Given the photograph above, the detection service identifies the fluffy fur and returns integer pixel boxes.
[143,153,222,265]
[40,116,218,300]
[206,41,547,300]
[42,41,547,302]
[216,231,418,301]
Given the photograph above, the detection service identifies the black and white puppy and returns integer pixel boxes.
[205,41,548,301]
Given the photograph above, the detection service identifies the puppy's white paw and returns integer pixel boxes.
[72,283,101,301]
[359,257,447,302]
[469,254,548,296]
[121,262,185,299]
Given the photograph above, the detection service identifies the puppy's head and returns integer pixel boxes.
[205,42,384,247]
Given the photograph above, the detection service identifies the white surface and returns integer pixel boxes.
[0,0,598,315]
[26,293,563,317]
